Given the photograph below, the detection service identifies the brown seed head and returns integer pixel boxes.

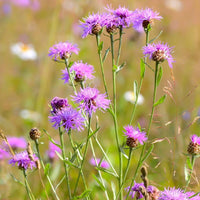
[152,50,165,63]
[29,127,41,140]
[92,23,102,35]
[126,137,138,148]
[106,25,117,34]
[187,141,200,155]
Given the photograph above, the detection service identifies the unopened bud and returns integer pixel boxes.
[29,127,41,140]
[126,137,138,148]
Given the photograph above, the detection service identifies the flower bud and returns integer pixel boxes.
[92,23,102,35]
[29,128,41,140]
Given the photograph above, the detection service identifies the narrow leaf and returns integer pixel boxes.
[149,30,163,44]
[141,144,154,162]
[156,66,163,86]
[44,163,50,176]
[43,129,61,149]
[88,127,100,139]
[112,64,118,72]
[184,164,189,181]
[98,41,103,54]
[133,80,138,99]
[102,48,110,63]
[95,167,119,178]
[111,182,116,200]
[154,95,166,107]
[140,58,146,78]
[116,62,126,73]
[186,156,192,169]
[120,146,128,159]
[10,174,24,186]
[74,190,91,199]
[92,174,106,191]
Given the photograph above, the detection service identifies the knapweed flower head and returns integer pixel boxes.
[106,5,133,28]
[46,142,62,162]
[48,42,79,60]
[158,187,188,200]
[123,125,147,148]
[103,13,120,34]
[50,97,70,114]
[3,137,27,150]
[80,13,105,38]
[10,42,37,60]
[186,191,200,200]
[72,87,110,117]
[143,42,174,68]
[62,61,95,83]
[187,134,200,155]
[9,151,38,170]
[125,182,145,199]
[49,107,85,132]
[90,158,110,169]
[132,8,162,32]
[147,186,160,200]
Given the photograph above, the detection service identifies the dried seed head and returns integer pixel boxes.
[74,73,85,83]
[152,50,165,63]
[35,160,41,169]
[126,137,139,148]
[187,141,200,155]
[106,25,117,34]
[27,142,34,161]
[141,166,148,177]
[29,127,41,140]
[92,23,102,35]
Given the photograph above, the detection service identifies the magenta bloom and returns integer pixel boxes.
[106,5,133,28]
[190,134,200,145]
[125,182,144,199]
[46,142,62,161]
[49,107,85,132]
[10,0,30,7]
[158,187,187,200]
[143,42,174,68]
[62,61,95,83]
[4,137,27,150]
[147,186,160,200]
[123,125,147,145]
[9,151,38,170]
[72,87,110,116]
[0,148,10,160]
[132,8,162,32]
[90,158,110,169]
[48,42,79,60]
[103,13,120,33]
[50,97,69,114]
[80,13,105,38]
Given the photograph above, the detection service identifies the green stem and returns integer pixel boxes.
[129,30,149,125]
[126,61,159,199]
[34,140,60,200]
[184,155,196,192]
[65,58,77,94]
[23,169,34,200]
[96,34,109,99]
[59,128,72,199]
[116,26,123,65]
[73,116,91,195]
[110,33,123,200]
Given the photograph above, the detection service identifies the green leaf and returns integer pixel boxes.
[140,58,146,78]
[10,174,25,186]
[72,190,91,199]
[88,127,100,139]
[186,156,192,169]
[184,164,189,181]
[149,30,163,44]
[156,66,163,86]
[102,48,110,63]
[111,182,116,200]
[95,167,119,178]
[92,174,106,191]
[116,62,126,73]
[153,95,166,107]
[120,145,128,159]
[98,41,103,54]
[68,61,74,68]
[43,129,61,149]
[112,64,118,72]
[141,144,154,163]
[44,163,50,176]
[133,80,138,99]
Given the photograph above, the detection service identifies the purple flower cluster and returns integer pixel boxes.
[62,61,95,83]
[50,97,69,114]
[46,142,62,161]
[4,137,27,150]
[90,158,110,169]
[72,87,110,117]
[0,148,10,160]
[125,182,145,199]
[48,42,79,60]
[9,151,38,170]
[143,42,174,68]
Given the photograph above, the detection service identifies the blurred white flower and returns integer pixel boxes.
[10,42,37,60]
[124,91,144,105]
[19,109,41,122]
[165,0,182,11]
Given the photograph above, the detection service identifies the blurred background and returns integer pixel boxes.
[0,0,200,199]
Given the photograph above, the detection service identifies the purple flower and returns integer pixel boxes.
[72,87,110,116]
[147,185,160,200]
[48,42,79,60]
[50,97,70,114]
[106,5,133,28]
[125,182,145,199]
[4,137,27,150]
[80,13,105,38]
[46,142,62,161]
[132,8,162,32]
[49,107,85,132]
[103,13,120,33]
[11,0,30,7]
[190,134,200,145]
[158,187,188,200]
[188,134,200,155]
[123,125,147,147]
[9,151,38,170]
[62,61,95,83]
[0,148,10,160]
[186,192,200,200]
[143,42,174,68]
[90,158,110,169]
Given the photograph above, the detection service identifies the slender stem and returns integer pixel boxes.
[184,155,196,192]
[65,58,77,94]
[129,30,149,125]
[59,128,72,199]
[126,61,159,199]
[116,26,123,66]
[23,169,34,200]
[116,148,133,199]
[110,33,123,200]
[73,116,91,195]
[96,34,109,99]
[34,140,60,200]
